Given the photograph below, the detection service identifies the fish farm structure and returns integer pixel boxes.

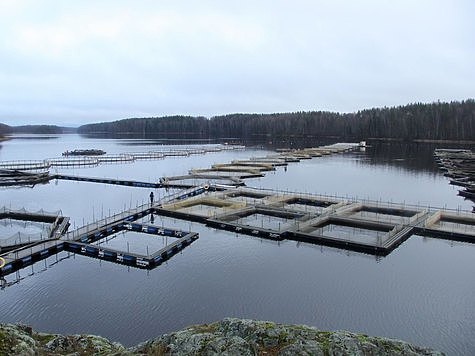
[1,143,474,279]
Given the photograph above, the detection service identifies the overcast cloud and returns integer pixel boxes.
[0,0,473,126]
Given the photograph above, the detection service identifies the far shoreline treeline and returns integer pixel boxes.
[78,99,475,142]
[1,100,474,142]
[0,124,74,135]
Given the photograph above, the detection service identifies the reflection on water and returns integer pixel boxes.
[235,213,292,231]
[81,132,233,144]
[93,230,170,256]
[318,224,387,245]
[0,135,474,355]
[360,142,457,174]
[5,135,60,140]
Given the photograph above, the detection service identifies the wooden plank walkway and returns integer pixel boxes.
[62,203,155,242]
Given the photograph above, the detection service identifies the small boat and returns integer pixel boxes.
[62,149,106,156]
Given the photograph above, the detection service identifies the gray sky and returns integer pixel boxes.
[0,0,474,126]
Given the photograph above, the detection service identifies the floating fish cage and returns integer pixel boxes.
[223,190,272,205]
[343,205,419,225]
[0,207,69,251]
[423,211,475,238]
[130,152,165,160]
[46,157,100,167]
[97,154,135,163]
[207,206,305,240]
[64,220,199,270]
[0,160,51,171]
[290,216,395,254]
[158,196,245,221]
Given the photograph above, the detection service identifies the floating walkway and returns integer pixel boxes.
[54,174,161,188]
[190,168,265,179]
[186,143,361,181]
[159,175,244,189]
[53,174,242,190]
[0,200,200,276]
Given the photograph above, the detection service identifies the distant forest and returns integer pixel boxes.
[78,100,475,142]
[1,100,474,141]
[0,124,67,135]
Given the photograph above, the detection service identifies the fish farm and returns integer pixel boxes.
[1,142,474,278]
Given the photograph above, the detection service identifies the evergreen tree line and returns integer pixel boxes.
[5,99,471,141]
[78,100,475,141]
[0,124,64,134]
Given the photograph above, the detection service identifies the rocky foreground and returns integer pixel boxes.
[0,318,443,355]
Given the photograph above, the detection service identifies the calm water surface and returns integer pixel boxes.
[0,135,474,355]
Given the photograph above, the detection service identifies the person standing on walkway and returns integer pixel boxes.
[150,191,154,205]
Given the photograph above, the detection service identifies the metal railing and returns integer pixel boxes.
[0,144,242,173]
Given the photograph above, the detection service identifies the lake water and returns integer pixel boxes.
[0,135,474,355]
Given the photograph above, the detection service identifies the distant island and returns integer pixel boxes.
[1,99,474,143]
[0,124,75,135]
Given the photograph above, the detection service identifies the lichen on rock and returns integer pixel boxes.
[0,319,444,355]
[0,324,37,356]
